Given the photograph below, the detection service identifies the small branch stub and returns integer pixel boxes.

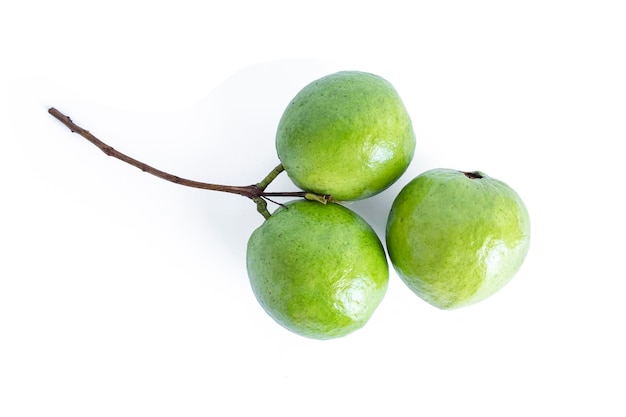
[48,107,333,218]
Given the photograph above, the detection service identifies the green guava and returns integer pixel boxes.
[246,200,388,339]
[386,169,530,309]
[276,71,415,201]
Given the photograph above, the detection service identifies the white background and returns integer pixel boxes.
[2,1,625,416]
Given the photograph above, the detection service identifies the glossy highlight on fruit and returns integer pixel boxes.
[246,200,389,339]
[276,71,416,201]
[386,168,530,309]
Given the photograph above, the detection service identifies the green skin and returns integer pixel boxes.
[246,200,389,339]
[276,71,416,201]
[386,169,530,309]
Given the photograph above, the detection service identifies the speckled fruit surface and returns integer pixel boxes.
[276,71,415,201]
[246,200,388,339]
[386,168,530,309]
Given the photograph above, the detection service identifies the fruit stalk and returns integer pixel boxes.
[48,107,331,219]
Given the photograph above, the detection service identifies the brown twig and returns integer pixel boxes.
[48,107,331,218]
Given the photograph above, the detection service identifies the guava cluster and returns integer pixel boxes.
[246,71,530,340]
